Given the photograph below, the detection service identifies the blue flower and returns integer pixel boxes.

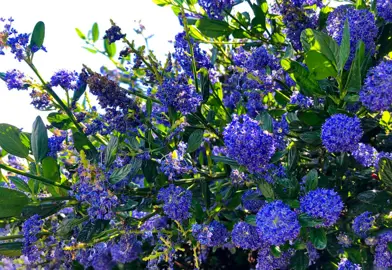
[327,5,377,68]
[230,169,247,186]
[306,242,319,265]
[77,243,112,270]
[352,211,375,238]
[50,70,79,90]
[321,114,363,153]
[256,200,300,246]
[30,90,51,110]
[337,233,352,248]
[192,220,229,247]
[290,91,313,108]
[157,184,192,221]
[4,69,27,90]
[22,214,43,262]
[103,25,125,44]
[300,188,343,227]
[256,245,294,270]
[245,46,278,72]
[337,258,362,270]
[377,0,392,23]
[231,222,263,250]
[351,143,378,167]
[224,114,276,173]
[360,61,392,112]
[375,231,392,267]
[375,151,392,170]
[198,0,234,20]
[47,134,66,159]
[241,189,265,213]
[110,234,142,264]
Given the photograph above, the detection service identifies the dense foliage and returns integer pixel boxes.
[1,0,392,269]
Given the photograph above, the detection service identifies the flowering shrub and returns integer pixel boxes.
[1,0,392,269]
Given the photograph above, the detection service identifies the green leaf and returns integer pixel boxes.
[21,202,63,219]
[31,116,48,163]
[0,242,23,257]
[338,20,350,73]
[92,22,99,42]
[300,29,339,66]
[258,181,274,200]
[310,228,327,250]
[109,158,142,184]
[42,157,60,182]
[275,178,299,199]
[298,213,323,227]
[345,41,365,92]
[297,110,327,126]
[281,59,325,97]
[388,242,392,252]
[200,68,210,102]
[8,176,32,193]
[104,38,116,58]
[288,146,298,172]
[379,157,392,187]
[250,2,267,32]
[211,156,239,166]
[356,0,366,9]
[104,135,119,168]
[72,131,98,160]
[304,169,318,192]
[142,160,158,184]
[305,51,337,80]
[30,21,45,50]
[196,18,233,38]
[77,220,110,242]
[244,215,257,226]
[47,113,73,130]
[0,124,30,158]
[259,111,273,133]
[187,129,204,153]
[72,77,87,104]
[75,28,86,39]
[0,187,29,218]
[290,250,309,270]
[299,131,321,145]
[152,0,172,6]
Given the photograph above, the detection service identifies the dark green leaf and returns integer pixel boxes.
[227,192,242,210]
[250,2,267,32]
[42,156,60,182]
[72,78,87,104]
[200,68,210,102]
[21,202,63,219]
[0,242,23,257]
[297,110,327,126]
[259,111,273,133]
[310,228,327,250]
[0,124,30,158]
[298,213,323,227]
[388,242,392,252]
[275,178,299,199]
[288,146,298,172]
[47,113,73,130]
[72,131,98,160]
[345,41,365,92]
[115,200,139,212]
[304,169,318,192]
[300,131,321,145]
[211,156,239,166]
[0,187,29,218]
[30,21,45,50]
[8,176,32,193]
[92,22,99,42]
[142,160,158,184]
[104,135,119,168]
[31,116,48,163]
[187,129,204,153]
[290,250,309,270]
[109,158,142,184]
[258,181,274,200]
[245,215,256,226]
[196,18,233,38]
[338,20,350,73]
[379,157,392,187]
[77,220,110,242]
[305,51,337,80]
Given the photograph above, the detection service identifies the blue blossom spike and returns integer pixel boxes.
[351,143,378,167]
[4,69,27,90]
[377,0,392,23]
[256,245,294,270]
[192,220,229,247]
[241,189,265,213]
[231,221,263,250]
[50,70,79,90]
[103,25,125,44]
[352,211,375,238]
[337,258,362,270]
[374,231,392,267]
[198,0,234,20]
[22,214,43,262]
[110,234,142,263]
[157,184,192,221]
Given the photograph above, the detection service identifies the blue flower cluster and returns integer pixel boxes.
[327,5,377,68]
[256,245,294,270]
[273,117,289,151]
[157,75,202,115]
[230,169,247,186]
[50,70,79,90]
[351,143,378,167]
[173,32,212,76]
[198,0,234,20]
[231,221,262,250]
[337,233,352,248]
[337,258,362,270]
[352,211,375,238]
[300,188,343,227]
[306,242,319,265]
[192,220,229,247]
[158,142,197,180]
[241,189,265,213]
[245,46,278,72]
[256,200,300,246]
[157,184,192,221]
[377,0,392,22]
[360,61,392,112]
[290,91,313,108]
[321,114,363,153]
[4,69,26,90]
[30,90,51,110]
[47,134,66,159]
[77,242,112,269]
[260,163,287,184]
[375,151,392,170]
[22,214,43,262]
[224,114,276,173]
[103,25,125,44]
[374,231,392,268]
[110,234,142,264]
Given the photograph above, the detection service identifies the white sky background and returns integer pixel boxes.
[0,0,182,132]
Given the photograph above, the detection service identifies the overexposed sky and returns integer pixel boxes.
[0,0,182,131]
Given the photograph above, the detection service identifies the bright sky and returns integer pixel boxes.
[0,0,182,132]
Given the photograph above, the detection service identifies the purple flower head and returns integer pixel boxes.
[360,61,392,112]
[103,25,125,44]
[260,163,287,184]
[321,114,363,153]
[157,184,192,221]
[77,243,112,270]
[232,46,250,67]
[50,70,79,90]
[192,220,229,247]
[351,143,378,167]
[231,221,263,250]
[306,242,319,265]
[198,0,234,20]
[4,69,27,90]
[241,189,265,213]
[30,90,51,110]
[110,234,142,264]
[375,151,392,170]
[337,233,352,248]
[230,169,247,186]
[375,231,392,268]
[256,200,300,246]
[290,91,313,108]
[22,214,43,262]
[244,91,265,118]
[256,245,294,270]
[377,0,392,22]
[352,211,375,238]
[157,75,202,115]
[273,117,289,151]
[224,114,276,173]
[245,46,278,72]
[47,134,66,159]
[7,33,29,61]
[300,188,343,227]
[140,214,168,232]
[327,5,377,68]
[338,258,362,270]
